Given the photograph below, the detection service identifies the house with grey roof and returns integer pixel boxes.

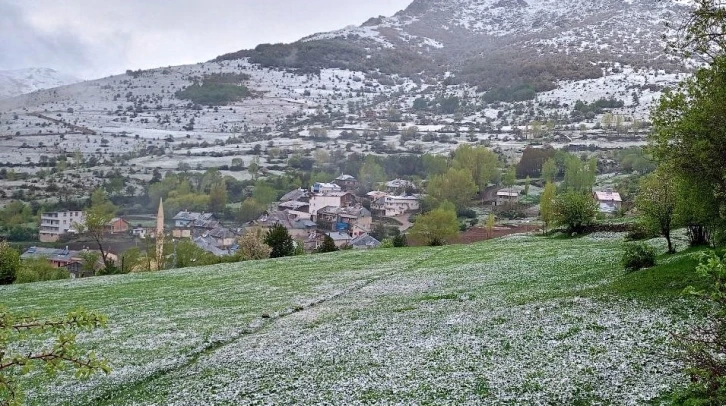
[350,234,381,250]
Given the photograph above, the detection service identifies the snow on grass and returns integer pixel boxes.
[1,234,696,405]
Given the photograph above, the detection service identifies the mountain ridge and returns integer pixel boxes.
[217,0,691,96]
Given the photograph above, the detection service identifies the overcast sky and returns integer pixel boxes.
[0,0,412,79]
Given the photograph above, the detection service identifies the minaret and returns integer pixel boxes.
[156,198,165,271]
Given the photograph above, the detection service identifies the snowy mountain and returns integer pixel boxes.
[0,68,81,100]
[223,0,691,94]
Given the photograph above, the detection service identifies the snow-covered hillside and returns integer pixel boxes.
[0,0,696,171]
[304,0,691,71]
[0,68,81,100]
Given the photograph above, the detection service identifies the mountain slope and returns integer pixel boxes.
[0,68,81,99]
[219,0,691,94]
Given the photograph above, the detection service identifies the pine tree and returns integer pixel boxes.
[317,235,339,253]
[264,224,294,258]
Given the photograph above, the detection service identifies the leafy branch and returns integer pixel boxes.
[0,307,110,406]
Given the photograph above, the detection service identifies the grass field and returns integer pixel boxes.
[1,231,708,405]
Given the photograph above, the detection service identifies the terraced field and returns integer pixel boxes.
[1,232,703,405]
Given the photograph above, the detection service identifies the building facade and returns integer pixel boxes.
[39,211,85,242]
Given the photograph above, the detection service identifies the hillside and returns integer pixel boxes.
[0,0,696,207]
[0,68,80,100]
[1,232,701,405]
[220,0,691,92]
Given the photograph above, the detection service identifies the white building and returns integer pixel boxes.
[39,210,85,242]
[593,190,623,213]
[308,192,356,221]
[371,195,420,217]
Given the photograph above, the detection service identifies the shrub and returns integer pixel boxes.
[673,253,726,404]
[380,238,394,248]
[238,228,272,260]
[457,208,477,219]
[0,240,20,284]
[392,234,408,248]
[626,222,658,241]
[317,235,339,253]
[553,191,598,234]
[622,242,656,272]
[14,258,69,283]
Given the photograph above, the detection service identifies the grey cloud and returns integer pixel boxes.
[0,2,130,78]
[0,0,411,79]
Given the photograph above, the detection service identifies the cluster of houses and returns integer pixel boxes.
[25,174,623,278]
[249,174,421,251]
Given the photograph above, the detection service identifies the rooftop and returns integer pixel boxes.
[594,191,623,202]
[173,211,216,222]
[335,174,357,181]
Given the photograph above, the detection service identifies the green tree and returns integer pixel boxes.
[264,224,294,258]
[237,198,266,223]
[238,228,271,260]
[172,239,219,268]
[541,158,558,183]
[248,156,260,180]
[452,145,500,193]
[666,0,726,61]
[317,235,339,253]
[540,182,556,233]
[676,175,720,247]
[81,190,117,271]
[409,203,459,246]
[427,168,478,211]
[562,155,596,193]
[553,191,598,234]
[89,188,117,218]
[486,213,496,238]
[650,56,726,212]
[0,241,20,285]
[208,181,228,213]
[79,251,100,276]
[636,169,679,253]
[503,166,517,188]
[358,156,386,191]
[119,248,142,274]
[422,154,448,176]
[0,306,110,405]
[252,183,277,206]
[602,113,613,130]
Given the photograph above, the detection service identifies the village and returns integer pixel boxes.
[15,166,625,279]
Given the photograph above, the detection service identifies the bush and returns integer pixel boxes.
[673,253,726,404]
[15,258,69,283]
[392,234,408,247]
[457,208,477,219]
[317,235,339,253]
[553,191,598,234]
[626,222,658,241]
[622,242,656,272]
[0,240,20,284]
